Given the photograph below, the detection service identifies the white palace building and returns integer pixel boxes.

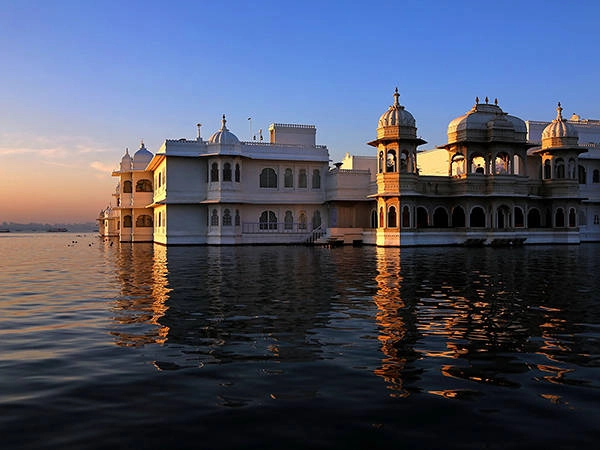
[98,90,600,246]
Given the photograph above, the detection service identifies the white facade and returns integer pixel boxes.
[99,93,600,246]
[104,119,332,245]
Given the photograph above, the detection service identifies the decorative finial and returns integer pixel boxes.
[393,87,400,106]
[476,96,479,104]
[221,114,227,129]
[556,102,563,120]
[494,98,498,105]
[140,139,144,148]
[485,96,489,104]
[197,123,202,140]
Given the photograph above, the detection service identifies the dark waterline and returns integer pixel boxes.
[0,233,599,449]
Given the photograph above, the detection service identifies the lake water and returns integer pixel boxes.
[0,233,598,449]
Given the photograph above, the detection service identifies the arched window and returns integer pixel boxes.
[284,210,293,230]
[387,206,397,227]
[211,209,219,226]
[223,163,232,182]
[211,163,219,182]
[593,169,600,183]
[235,163,241,182]
[451,206,466,227]
[298,169,307,188]
[569,208,576,227]
[299,212,307,230]
[123,180,132,193]
[123,215,132,227]
[527,208,541,228]
[402,206,410,228]
[312,210,322,229]
[157,172,162,188]
[515,207,524,228]
[223,209,232,226]
[370,210,377,228]
[494,152,510,174]
[416,207,428,228]
[136,214,153,227]
[568,158,576,179]
[471,154,485,174]
[555,208,565,227]
[235,209,240,226]
[451,153,465,176]
[260,210,278,230]
[578,165,586,184]
[158,212,162,228]
[470,207,486,228]
[284,168,293,188]
[260,168,277,188]
[433,207,448,227]
[544,160,551,179]
[555,158,565,179]
[378,152,384,173]
[400,151,408,172]
[379,207,384,228]
[312,169,321,189]
[136,179,153,192]
[386,150,397,172]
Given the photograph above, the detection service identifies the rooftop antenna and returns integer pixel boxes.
[248,117,253,141]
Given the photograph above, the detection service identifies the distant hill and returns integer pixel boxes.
[0,222,98,233]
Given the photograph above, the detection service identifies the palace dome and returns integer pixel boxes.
[542,103,578,148]
[447,98,527,144]
[208,115,239,144]
[378,88,416,128]
[119,148,132,171]
[133,141,153,170]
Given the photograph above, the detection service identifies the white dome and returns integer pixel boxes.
[208,115,239,144]
[542,103,578,140]
[119,148,132,171]
[377,88,416,128]
[133,141,153,169]
[446,98,527,143]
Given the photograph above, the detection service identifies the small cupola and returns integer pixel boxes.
[376,88,417,140]
[133,140,153,169]
[208,115,240,145]
[541,102,579,149]
[120,148,132,171]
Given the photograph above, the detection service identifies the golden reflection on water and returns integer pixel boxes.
[372,247,412,398]
[110,242,170,346]
[369,246,566,397]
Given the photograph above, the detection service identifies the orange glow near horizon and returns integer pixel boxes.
[2,157,117,223]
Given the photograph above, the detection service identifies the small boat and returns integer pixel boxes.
[0,228,9,233]
[46,228,68,232]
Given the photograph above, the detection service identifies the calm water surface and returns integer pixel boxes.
[0,233,598,449]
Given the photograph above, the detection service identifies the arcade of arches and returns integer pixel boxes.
[376,202,579,229]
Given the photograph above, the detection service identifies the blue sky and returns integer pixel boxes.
[1,0,599,222]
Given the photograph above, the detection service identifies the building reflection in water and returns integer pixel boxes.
[369,245,593,399]
[110,244,345,371]
[372,247,418,397]
[110,242,170,346]
[107,240,597,403]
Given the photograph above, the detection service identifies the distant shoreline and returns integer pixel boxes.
[0,222,97,233]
